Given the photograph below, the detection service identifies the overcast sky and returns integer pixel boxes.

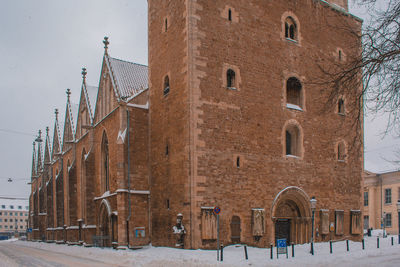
[0,0,396,199]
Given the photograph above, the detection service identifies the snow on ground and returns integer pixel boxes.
[2,235,400,267]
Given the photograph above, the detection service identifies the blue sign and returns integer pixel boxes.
[27,228,32,233]
[213,206,221,215]
[277,238,288,258]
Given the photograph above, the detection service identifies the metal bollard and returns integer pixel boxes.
[220,244,224,262]
[270,244,273,260]
[291,242,294,257]
[244,245,248,260]
[362,239,365,250]
[311,242,314,255]
[377,237,380,248]
[392,236,394,246]
[346,240,349,251]
[330,241,333,254]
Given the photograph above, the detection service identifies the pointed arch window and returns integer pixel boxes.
[164,75,170,96]
[101,132,110,192]
[286,77,303,109]
[285,17,298,41]
[227,69,236,89]
[81,149,86,220]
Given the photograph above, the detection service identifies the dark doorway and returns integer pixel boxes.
[275,219,291,245]
[230,216,241,243]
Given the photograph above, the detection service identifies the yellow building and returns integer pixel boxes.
[363,170,400,234]
[0,197,29,237]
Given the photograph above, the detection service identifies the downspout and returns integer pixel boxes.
[126,109,132,248]
[379,174,382,229]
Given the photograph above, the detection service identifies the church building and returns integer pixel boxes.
[29,0,364,249]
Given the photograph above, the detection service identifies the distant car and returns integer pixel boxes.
[19,236,26,241]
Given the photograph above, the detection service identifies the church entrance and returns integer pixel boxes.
[275,219,291,244]
[271,187,312,245]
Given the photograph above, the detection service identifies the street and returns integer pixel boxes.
[0,241,120,267]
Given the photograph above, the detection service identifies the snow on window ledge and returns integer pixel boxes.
[286,154,300,159]
[227,87,237,91]
[286,103,303,111]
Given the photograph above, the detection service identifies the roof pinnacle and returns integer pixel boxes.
[35,130,43,143]
[66,88,71,100]
[55,108,59,119]
[82,67,87,82]
[103,36,109,54]
[46,126,49,136]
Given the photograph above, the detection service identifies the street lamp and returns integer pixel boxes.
[383,212,387,238]
[397,200,400,244]
[310,197,317,255]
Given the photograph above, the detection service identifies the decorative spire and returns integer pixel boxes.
[55,108,59,119]
[66,88,71,100]
[36,130,43,172]
[82,67,87,83]
[44,127,51,164]
[31,141,37,179]
[103,36,109,54]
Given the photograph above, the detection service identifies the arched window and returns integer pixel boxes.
[338,98,345,115]
[164,75,170,96]
[285,124,301,157]
[285,17,297,41]
[227,69,236,89]
[337,141,346,161]
[286,77,302,109]
[101,132,110,192]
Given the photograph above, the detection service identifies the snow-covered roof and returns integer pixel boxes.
[0,198,29,211]
[106,56,148,100]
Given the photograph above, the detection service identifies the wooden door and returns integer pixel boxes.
[275,219,291,245]
[231,216,241,243]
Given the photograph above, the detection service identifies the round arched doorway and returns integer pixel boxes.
[271,187,312,245]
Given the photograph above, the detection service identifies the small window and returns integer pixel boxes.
[166,199,170,209]
[285,17,297,41]
[285,124,301,157]
[337,142,346,161]
[165,144,169,156]
[228,9,232,21]
[338,50,342,61]
[165,18,168,32]
[20,225,23,229]
[4,219,7,222]
[286,77,302,109]
[385,213,392,227]
[10,205,14,209]
[236,157,240,168]
[227,69,236,89]
[364,191,368,206]
[164,75,170,96]
[1,205,4,209]
[18,206,22,210]
[338,99,345,115]
[0,219,2,222]
[385,188,392,204]
[10,225,13,229]
[0,212,2,215]
[4,212,7,216]
[5,225,7,229]
[20,212,22,216]
[10,219,12,222]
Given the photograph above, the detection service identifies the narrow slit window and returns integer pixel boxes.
[166,199,170,209]
[286,131,292,155]
[164,75,170,96]
[236,156,240,168]
[228,9,232,21]
[285,125,301,157]
[227,69,236,88]
[165,144,169,156]
[338,50,342,61]
[165,18,168,32]
[338,99,345,114]
[337,142,345,161]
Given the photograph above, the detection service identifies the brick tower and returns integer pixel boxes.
[148,0,362,249]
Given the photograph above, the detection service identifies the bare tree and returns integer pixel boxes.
[316,0,400,134]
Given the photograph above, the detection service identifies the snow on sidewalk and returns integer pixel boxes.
[5,235,400,267]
